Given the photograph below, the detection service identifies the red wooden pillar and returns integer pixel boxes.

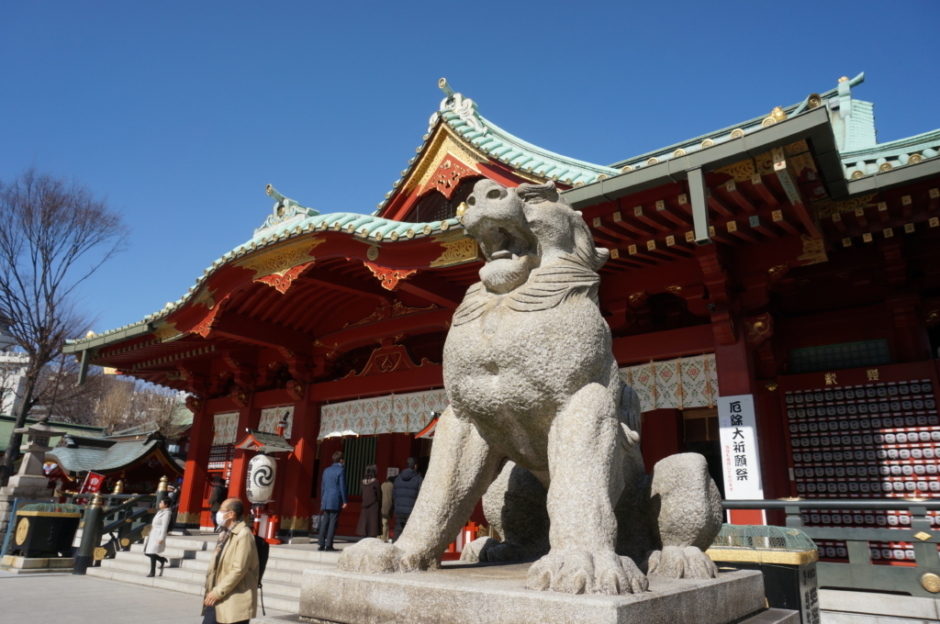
[227,399,262,509]
[714,327,765,526]
[178,400,213,531]
[639,409,683,473]
[278,400,321,542]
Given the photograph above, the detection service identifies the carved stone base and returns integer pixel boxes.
[0,484,55,542]
[0,554,74,574]
[288,563,780,624]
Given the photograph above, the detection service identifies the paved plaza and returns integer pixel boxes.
[0,569,290,624]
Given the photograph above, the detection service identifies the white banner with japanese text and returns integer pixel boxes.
[718,394,764,500]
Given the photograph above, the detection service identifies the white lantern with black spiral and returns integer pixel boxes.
[246,454,276,503]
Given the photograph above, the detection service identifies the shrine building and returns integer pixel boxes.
[64,74,940,552]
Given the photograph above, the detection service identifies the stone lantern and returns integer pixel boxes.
[0,417,66,540]
[8,417,65,490]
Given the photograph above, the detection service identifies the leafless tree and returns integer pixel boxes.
[0,169,127,484]
[29,355,109,425]
[93,377,139,435]
[89,376,186,438]
[136,384,188,441]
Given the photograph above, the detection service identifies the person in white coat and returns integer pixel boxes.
[144,497,172,577]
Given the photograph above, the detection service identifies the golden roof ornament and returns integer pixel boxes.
[838,76,849,83]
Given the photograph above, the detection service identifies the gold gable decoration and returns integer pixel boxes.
[234,238,326,280]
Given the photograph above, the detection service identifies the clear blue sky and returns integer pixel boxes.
[2,1,938,336]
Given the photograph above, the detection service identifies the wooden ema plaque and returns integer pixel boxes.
[779,362,940,565]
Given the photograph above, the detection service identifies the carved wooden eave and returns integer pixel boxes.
[380,122,547,222]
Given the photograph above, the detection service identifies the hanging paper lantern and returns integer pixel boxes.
[246,454,276,503]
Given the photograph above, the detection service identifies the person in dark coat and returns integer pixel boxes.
[392,457,423,542]
[208,478,226,533]
[318,451,347,551]
[356,464,381,538]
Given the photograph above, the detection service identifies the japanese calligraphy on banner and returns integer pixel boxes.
[259,406,294,439]
[718,394,764,500]
[318,389,448,439]
[212,412,239,445]
[619,354,718,413]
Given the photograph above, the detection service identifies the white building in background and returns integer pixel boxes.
[0,316,28,416]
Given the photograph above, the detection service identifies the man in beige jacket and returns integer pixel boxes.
[202,498,259,624]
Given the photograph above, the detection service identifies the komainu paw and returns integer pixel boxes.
[526,549,648,595]
[646,545,718,579]
[337,538,436,573]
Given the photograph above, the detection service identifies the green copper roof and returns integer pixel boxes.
[840,127,940,179]
[373,80,620,214]
[48,438,175,475]
[436,97,619,186]
[64,205,466,350]
[66,74,940,354]
[0,415,104,453]
[608,73,868,172]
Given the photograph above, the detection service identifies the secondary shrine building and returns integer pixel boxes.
[65,74,940,551]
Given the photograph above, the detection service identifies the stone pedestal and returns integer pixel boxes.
[0,419,63,539]
[0,554,74,574]
[0,484,55,541]
[280,563,792,624]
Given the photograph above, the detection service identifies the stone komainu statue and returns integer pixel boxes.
[339,179,723,595]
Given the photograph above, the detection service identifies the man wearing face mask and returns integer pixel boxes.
[202,498,259,624]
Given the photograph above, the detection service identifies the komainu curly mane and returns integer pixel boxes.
[338,179,722,596]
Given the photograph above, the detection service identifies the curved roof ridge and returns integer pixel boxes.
[840,127,940,158]
[66,206,466,348]
[430,78,618,188]
[608,72,866,171]
[477,114,619,177]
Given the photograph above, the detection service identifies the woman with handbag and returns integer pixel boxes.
[356,464,382,539]
[144,497,172,577]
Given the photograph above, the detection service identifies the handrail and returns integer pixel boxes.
[101,495,154,517]
[717,498,940,598]
[723,498,940,511]
[101,506,153,534]
[73,476,169,574]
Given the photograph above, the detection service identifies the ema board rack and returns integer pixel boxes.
[779,361,940,564]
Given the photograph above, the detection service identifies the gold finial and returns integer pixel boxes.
[771,106,787,122]
[113,480,124,494]
[438,78,455,98]
[838,76,849,83]
[90,493,104,509]
[157,476,168,492]
[455,202,468,218]
[85,330,95,338]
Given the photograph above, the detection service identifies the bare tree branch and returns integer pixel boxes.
[0,169,127,484]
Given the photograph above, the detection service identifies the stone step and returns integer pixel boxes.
[83,537,346,616]
[100,556,183,573]
[178,557,210,572]
[88,561,303,602]
[256,568,305,586]
[265,546,346,563]
[266,557,337,573]
[177,554,335,578]
[124,544,196,559]
[256,593,300,615]
[164,536,210,551]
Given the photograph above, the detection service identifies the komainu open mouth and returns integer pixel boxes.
[481,224,534,263]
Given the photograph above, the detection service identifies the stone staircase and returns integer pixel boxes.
[86,535,342,614]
